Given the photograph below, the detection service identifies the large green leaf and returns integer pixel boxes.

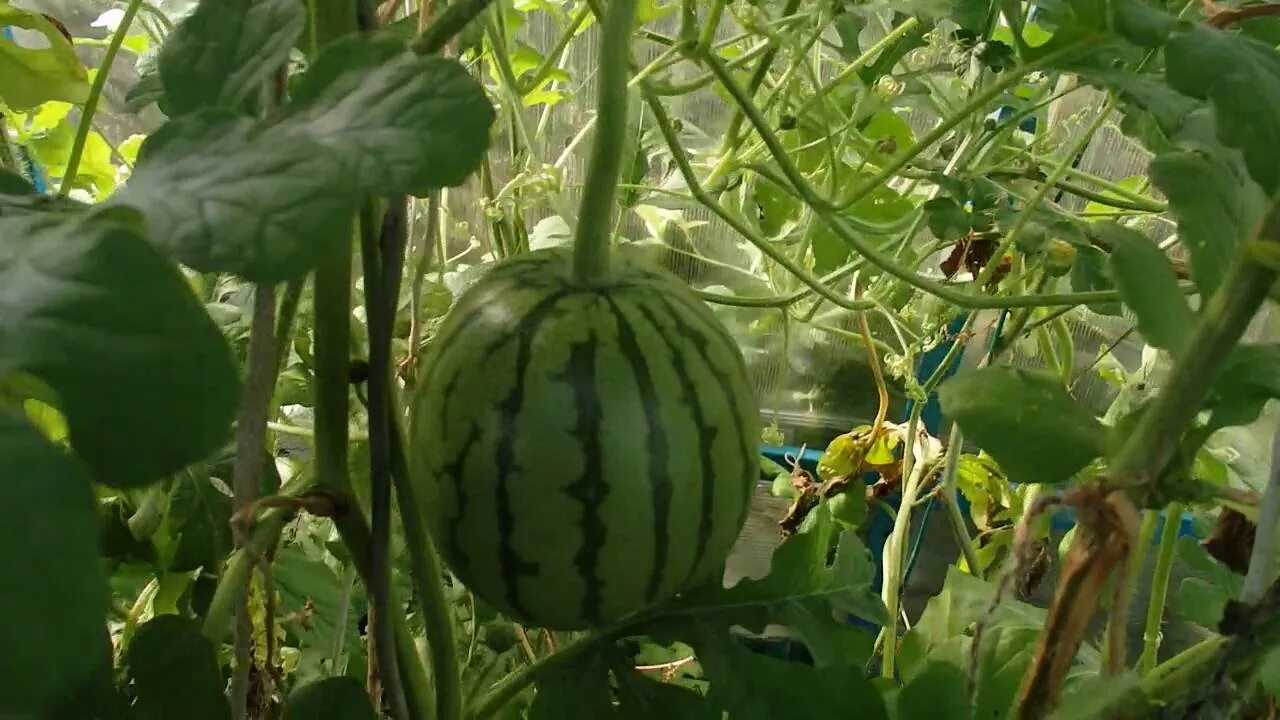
[901,568,1055,662]
[690,625,888,720]
[158,0,306,116]
[1150,149,1266,299]
[125,616,230,720]
[1176,537,1241,628]
[288,36,496,195]
[670,506,886,628]
[1106,224,1192,353]
[527,647,615,719]
[899,568,1102,718]
[158,469,232,573]
[115,111,359,282]
[1046,672,1145,720]
[284,677,377,720]
[939,367,1107,485]
[273,546,358,655]
[0,411,108,715]
[1203,344,1280,431]
[897,659,967,720]
[1164,24,1280,194]
[0,210,238,486]
[0,5,89,110]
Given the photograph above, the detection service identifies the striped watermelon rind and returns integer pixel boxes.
[411,248,759,630]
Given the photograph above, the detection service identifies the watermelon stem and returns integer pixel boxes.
[571,0,639,284]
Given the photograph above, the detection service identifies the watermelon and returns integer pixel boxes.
[410,248,759,630]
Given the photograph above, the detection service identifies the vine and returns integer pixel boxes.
[5,0,1280,719]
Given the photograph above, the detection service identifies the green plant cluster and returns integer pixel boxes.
[5,0,1280,718]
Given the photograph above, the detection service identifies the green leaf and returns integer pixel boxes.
[974,626,1042,717]
[0,411,108,715]
[160,469,232,573]
[906,568,1051,652]
[897,659,967,720]
[0,210,238,486]
[1070,244,1122,316]
[1164,24,1280,193]
[29,120,118,197]
[1177,577,1229,628]
[810,223,850,276]
[0,5,89,110]
[939,368,1107,486]
[924,197,971,241]
[1046,672,1145,720]
[832,13,866,60]
[41,644,128,720]
[615,667,715,719]
[288,36,404,105]
[126,70,167,113]
[528,647,615,719]
[827,486,868,528]
[775,601,876,668]
[158,0,306,116]
[691,626,888,720]
[752,172,798,237]
[125,616,230,720]
[273,546,358,655]
[1105,224,1192,353]
[1205,344,1280,430]
[116,110,359,282]
[284,677,377,720]
[900,567,1103,713]
[851,189,915,231]
[0,169,83,218]
[862,111,914,160]
[289,37,496,195]
[672,506,886,627]
[1150,150,1266,299]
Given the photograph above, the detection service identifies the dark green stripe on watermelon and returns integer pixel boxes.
[561,339,608,622]
[648,288,761,539]
[606,297,672,603]
[626,299,722,589]
[411,248,759,630]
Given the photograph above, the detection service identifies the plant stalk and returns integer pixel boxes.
[1017,194,1280,716]
[1139,504,1183,674]
[975,99,1116,288]
[707,0,803,183]
[388,406,463,720]
[1141,635,1229,705]
[229,283,278,720]
[1108,211,1280,492]
[940,428,983,578]
[570,0,637,283]
[700,46,1152,311]
[642,85,1129,311]
[412,0,494,55]
[470,631,614,719]
[880,408,930,679]
[360,198,411,720]
[60,0,143,196]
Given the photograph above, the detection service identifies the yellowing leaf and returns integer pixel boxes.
[0,7,89,110]
[22,397,67,444]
